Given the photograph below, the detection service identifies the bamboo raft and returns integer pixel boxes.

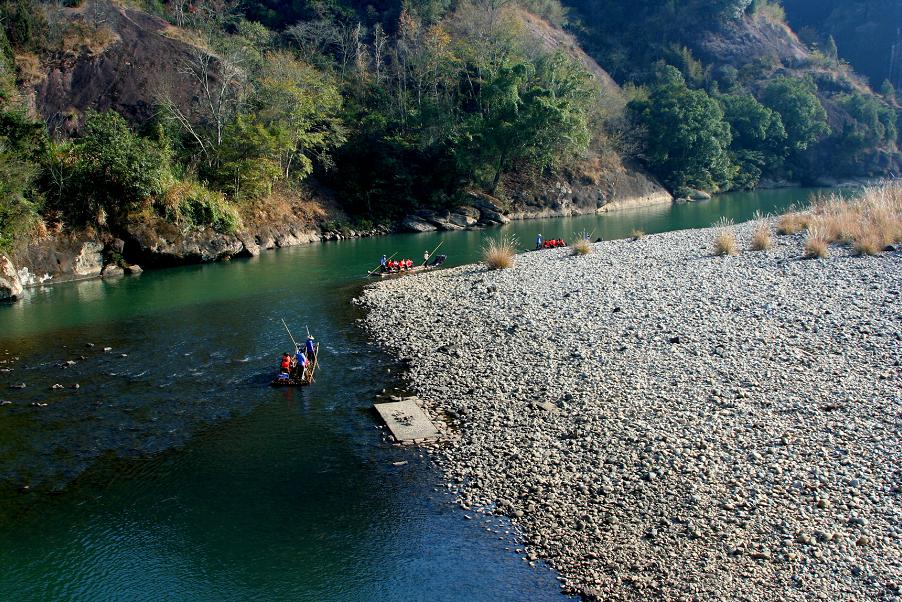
[270,343,319,386]
[366,242,446,278]
[370,264,436,278]
[271,319,320,387]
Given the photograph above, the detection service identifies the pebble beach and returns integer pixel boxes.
[361,221,902,601]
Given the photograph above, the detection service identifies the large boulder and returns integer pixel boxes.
[236,232,261,257]
[478,209,510,225]
[401,216,438,233]
[417,210,464,231]
[12,233,107,285]
[0,255,23,301]
[124,217,245,266]
[73,242,104,276]
[449,206,480,228]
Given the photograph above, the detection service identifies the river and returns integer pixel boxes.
[0,187,830,600]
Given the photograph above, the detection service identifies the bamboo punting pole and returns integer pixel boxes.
[368,251,398,276]
[422,240,444,266]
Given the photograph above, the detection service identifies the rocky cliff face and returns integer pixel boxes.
[30,6,201,134]
[12,232,106,286]
[692,15,809,68]
[506,159,671,220]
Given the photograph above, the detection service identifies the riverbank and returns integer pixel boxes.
[1,182,671,301]
[360,221,902,600]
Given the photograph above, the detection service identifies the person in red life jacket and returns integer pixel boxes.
[279,352,292,374]
[406,258,413,269]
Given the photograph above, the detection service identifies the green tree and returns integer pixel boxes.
[0,138,40,252]
[719,92,786,188]
[0,0,47,51]
[824,35,838,60]
[880,79,896,103]
[73,110,166,221]
[214,52,345,199]
[458,52,594,192]
[761,77,830,152]
[837,91,898,149]
[629,66,735,193]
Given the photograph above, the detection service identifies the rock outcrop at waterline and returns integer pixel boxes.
[361,222,902,601]
[0,255,23,301]
[3,166,668,299]
[398,171,673,234]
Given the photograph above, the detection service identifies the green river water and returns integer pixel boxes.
[0,188,828,600]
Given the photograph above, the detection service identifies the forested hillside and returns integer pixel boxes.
[1,0,643,258]
[565,0,901,193]
[782,0,902,92]
[0,0,899,264]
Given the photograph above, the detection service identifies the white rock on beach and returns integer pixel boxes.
[361,220,902,601]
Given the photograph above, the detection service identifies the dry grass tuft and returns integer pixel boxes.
[483,234,517,269]
[853,234,883,256]
[750,222,772,251]
[571,238,593,255]
[712,217,738,256]
[14,52,45,85]
[780,183,902,257]
[238,185,326,227]
[776,211,809,235]
[60,22,117,56]
[630,229,644,240]
[804,228,829,258]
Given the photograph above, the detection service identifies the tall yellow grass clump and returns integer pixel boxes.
[571,238,593,255]
[630,229,645,240]
[712,217,738,256]
[749,212,772,251]
[776,211,809,235]
[482,234,517,269]
[804,227,829,258]
[781,184,902,256]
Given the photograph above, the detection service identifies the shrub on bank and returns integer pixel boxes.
[482,234,517,269]
[630,229,644,240]
[158,181,241,234]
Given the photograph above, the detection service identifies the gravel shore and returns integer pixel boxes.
[360,221,902,601]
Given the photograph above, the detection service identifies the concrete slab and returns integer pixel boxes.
[374,400,440,442]
[534,400,560,414]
